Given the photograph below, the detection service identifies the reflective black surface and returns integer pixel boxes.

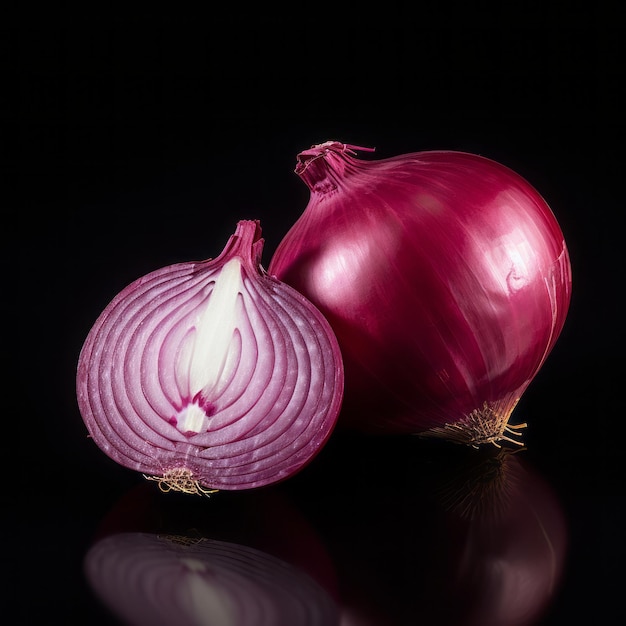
[69,441,570,626]
[12,3,624,624]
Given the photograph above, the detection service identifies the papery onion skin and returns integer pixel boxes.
[268,142,572,444]
[76,220,344,491]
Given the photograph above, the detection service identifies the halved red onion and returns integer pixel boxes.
[76,220,344,492]
[269,142,572,445]
[84,533,339,626]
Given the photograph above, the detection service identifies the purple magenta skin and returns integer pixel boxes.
[269,142,572,444]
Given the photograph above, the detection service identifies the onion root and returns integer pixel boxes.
[421,402,527,448]
[143,468,219,496]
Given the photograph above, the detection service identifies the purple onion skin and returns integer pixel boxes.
[268,142,572,444]
[76,220,344,491]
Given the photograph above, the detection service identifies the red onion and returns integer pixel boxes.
[269,142,572,445]
[76,220,344,492]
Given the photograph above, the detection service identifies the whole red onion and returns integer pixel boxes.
[76,220,344,492]
[268,142,572,445]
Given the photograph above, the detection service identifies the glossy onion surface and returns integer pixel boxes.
[269,142,572,444]
[76,220,344,491]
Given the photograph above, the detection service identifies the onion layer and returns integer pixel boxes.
[269,142,572,445]
[76,220,344,491]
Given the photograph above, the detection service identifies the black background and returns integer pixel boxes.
[10,1,625,624]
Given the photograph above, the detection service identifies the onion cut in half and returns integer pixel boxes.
[76,220,344,492]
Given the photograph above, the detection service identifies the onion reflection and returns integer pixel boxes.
[286,436,568,626]
[85,436,568,625]
[84,486,339,625]
[432,448,568,626]
[85,533,338,625]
